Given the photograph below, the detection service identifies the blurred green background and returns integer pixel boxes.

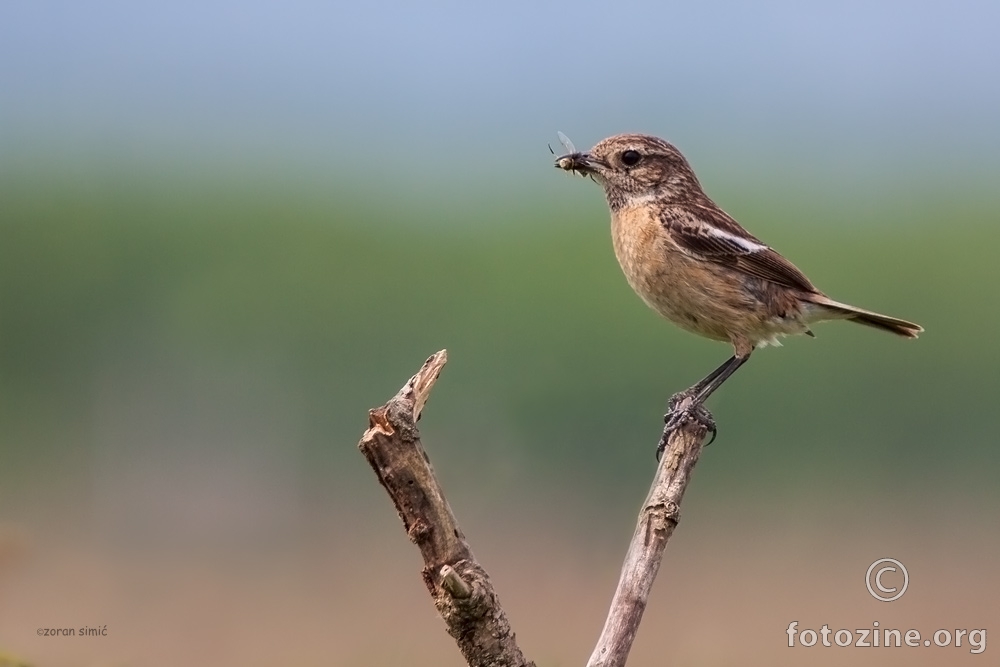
[2,2,999,666]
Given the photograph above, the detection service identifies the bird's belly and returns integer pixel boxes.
[611,213,807,345]
[624,252,739,342]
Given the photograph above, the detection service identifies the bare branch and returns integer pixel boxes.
[358,351,535,667]
[586,397,715,667]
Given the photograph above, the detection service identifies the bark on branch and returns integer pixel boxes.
[357,350,535,667]
[358,352,712,667]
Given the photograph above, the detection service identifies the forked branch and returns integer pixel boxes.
[358,352,713,667]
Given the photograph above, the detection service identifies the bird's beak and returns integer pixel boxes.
[554,152,605,176]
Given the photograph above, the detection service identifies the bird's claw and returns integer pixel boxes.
[656,391,717,461]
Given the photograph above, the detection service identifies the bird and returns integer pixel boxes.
[553,133,922,453]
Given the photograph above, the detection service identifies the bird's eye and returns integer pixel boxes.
[621,150,642,167]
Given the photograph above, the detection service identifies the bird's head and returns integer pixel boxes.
[555,133,702,209]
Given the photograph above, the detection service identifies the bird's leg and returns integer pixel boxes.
[657,352,752,460]
[687,355,738,399]
[689,353,751,406]
[666,353,746,417]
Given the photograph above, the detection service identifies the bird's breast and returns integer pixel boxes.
[610,207,665,294]
[610,207,745,342]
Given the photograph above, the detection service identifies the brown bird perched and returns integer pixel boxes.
[554,133,922,454]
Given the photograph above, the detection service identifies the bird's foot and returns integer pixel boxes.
[656,390,717,461]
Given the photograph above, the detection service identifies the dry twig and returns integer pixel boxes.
[358,351,534,667]
[586,396,714,667]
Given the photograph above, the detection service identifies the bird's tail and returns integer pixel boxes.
[806,295,923,339]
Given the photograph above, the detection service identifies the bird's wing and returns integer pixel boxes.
[660,203,817,292]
